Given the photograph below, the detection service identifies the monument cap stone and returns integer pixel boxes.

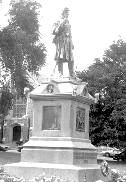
[30,79,94,105]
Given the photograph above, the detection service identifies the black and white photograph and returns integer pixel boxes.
[0,0,126,182]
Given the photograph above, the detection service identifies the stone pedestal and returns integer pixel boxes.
[4,78,105,182]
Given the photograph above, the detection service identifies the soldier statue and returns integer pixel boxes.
[52,7,74,78]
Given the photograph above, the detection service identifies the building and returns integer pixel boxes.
[2,72,40,145]
[3,94,32,145]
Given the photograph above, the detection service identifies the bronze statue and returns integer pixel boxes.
[52,8,74,77]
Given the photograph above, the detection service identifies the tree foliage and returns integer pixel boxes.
[77,39,126,148]
[0,0,46,96]
[0,85,13,117]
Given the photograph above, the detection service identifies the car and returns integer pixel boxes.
[0,144,9,152]
[98,147,121,157]
[100,149,113,157]
[113,148,126,161]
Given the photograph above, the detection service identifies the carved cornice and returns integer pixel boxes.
[30,94,94,105]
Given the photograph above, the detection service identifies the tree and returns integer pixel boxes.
[0,0,46,96]
[76,58,105,95]
[0,72,13,142]
[77,39,126,148]
[0,0,46,142]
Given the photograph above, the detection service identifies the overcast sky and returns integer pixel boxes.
[1,0,126,75]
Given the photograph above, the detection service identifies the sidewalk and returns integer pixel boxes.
[5,142,18,150]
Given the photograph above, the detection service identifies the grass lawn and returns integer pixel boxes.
[98,158,126,174]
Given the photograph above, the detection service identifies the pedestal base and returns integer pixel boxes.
[21,137,98,165]
[4,138,110,182]
[4,162,106,182]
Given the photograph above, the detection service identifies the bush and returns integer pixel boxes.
[0,167,74,182]
[1,164,126,182]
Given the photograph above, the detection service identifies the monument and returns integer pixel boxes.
[4,8,107,182]
[52,7,74,78]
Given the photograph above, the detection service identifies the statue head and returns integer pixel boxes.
[62,7,70,19]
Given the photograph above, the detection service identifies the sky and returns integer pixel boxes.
[1,0,126,75]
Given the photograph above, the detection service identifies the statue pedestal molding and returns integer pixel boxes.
[4,78,109,182]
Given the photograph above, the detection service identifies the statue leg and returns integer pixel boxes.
[58,61,63,75]
[68,61,74,77]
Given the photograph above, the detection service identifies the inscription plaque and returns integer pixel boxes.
[74,152,96,160]
[73,151,96,164]
[76,107,85,132]
[42,106,61,130]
